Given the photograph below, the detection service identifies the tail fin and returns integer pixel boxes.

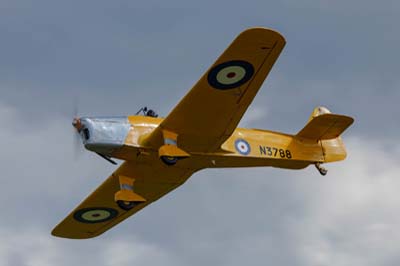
[296,106,354,162]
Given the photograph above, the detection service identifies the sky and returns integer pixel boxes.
[0,0,399,265]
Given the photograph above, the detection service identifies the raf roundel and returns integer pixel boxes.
[235,139,251,155]
[73,207,118,224]
[208,60,255,90]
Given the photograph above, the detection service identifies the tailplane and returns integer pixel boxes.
[297,106,354,141]
[296,106,354,164]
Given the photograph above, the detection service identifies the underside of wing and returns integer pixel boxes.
[52,162,196,239]
[146,28,285,152]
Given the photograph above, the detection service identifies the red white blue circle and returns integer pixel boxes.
[208,60,254,90]
[235,139,251,155]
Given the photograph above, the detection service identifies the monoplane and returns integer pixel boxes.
[52,28,354,239]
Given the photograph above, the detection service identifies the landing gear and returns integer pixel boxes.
[158,130,190,166]
[161,156,178,166]
[117,200,139,211]
[114,175,146,211]
[315,163,328,176]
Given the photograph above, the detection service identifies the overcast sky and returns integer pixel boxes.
[1,1,399,265]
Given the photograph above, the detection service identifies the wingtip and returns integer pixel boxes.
[238,27,286,44]
[51,227,99,240]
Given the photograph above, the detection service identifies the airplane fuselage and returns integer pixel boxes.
[78,115,346,171]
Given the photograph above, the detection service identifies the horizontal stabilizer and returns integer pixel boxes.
[296,113,354,141]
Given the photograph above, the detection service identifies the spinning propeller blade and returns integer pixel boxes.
[71,97,83,159]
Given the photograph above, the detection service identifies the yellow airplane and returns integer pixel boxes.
[52,28,354,239]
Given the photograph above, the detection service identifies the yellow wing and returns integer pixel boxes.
[52,162,196,239]
[146,28,285,152]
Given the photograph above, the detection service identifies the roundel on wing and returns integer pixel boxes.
[73,207,118,224]
[235,139,251,155]
[207,60,254,90]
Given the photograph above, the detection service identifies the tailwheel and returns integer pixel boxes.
[161,156,178,166]
[117,200,138,211]
[315,163,328,176]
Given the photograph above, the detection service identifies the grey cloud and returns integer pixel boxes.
[1,1,399,117]
[1,1,400,265]
[1,111,400,266]
[0,0,397,138]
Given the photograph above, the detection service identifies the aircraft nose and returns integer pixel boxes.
[72,117,83,132]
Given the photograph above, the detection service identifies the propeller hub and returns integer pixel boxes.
[72,118,83,132]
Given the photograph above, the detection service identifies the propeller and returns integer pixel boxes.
[72,97,83,159]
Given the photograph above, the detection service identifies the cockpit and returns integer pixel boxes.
[135,106,158,118]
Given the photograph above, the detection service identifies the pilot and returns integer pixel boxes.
[146,109,158,117]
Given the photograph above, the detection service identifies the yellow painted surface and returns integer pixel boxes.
[297,113,354,140]
[158,144,190,158]
[145,28,286,152]
[52,162,197,239]
[52,27,354,239]
[115,118,327,168]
